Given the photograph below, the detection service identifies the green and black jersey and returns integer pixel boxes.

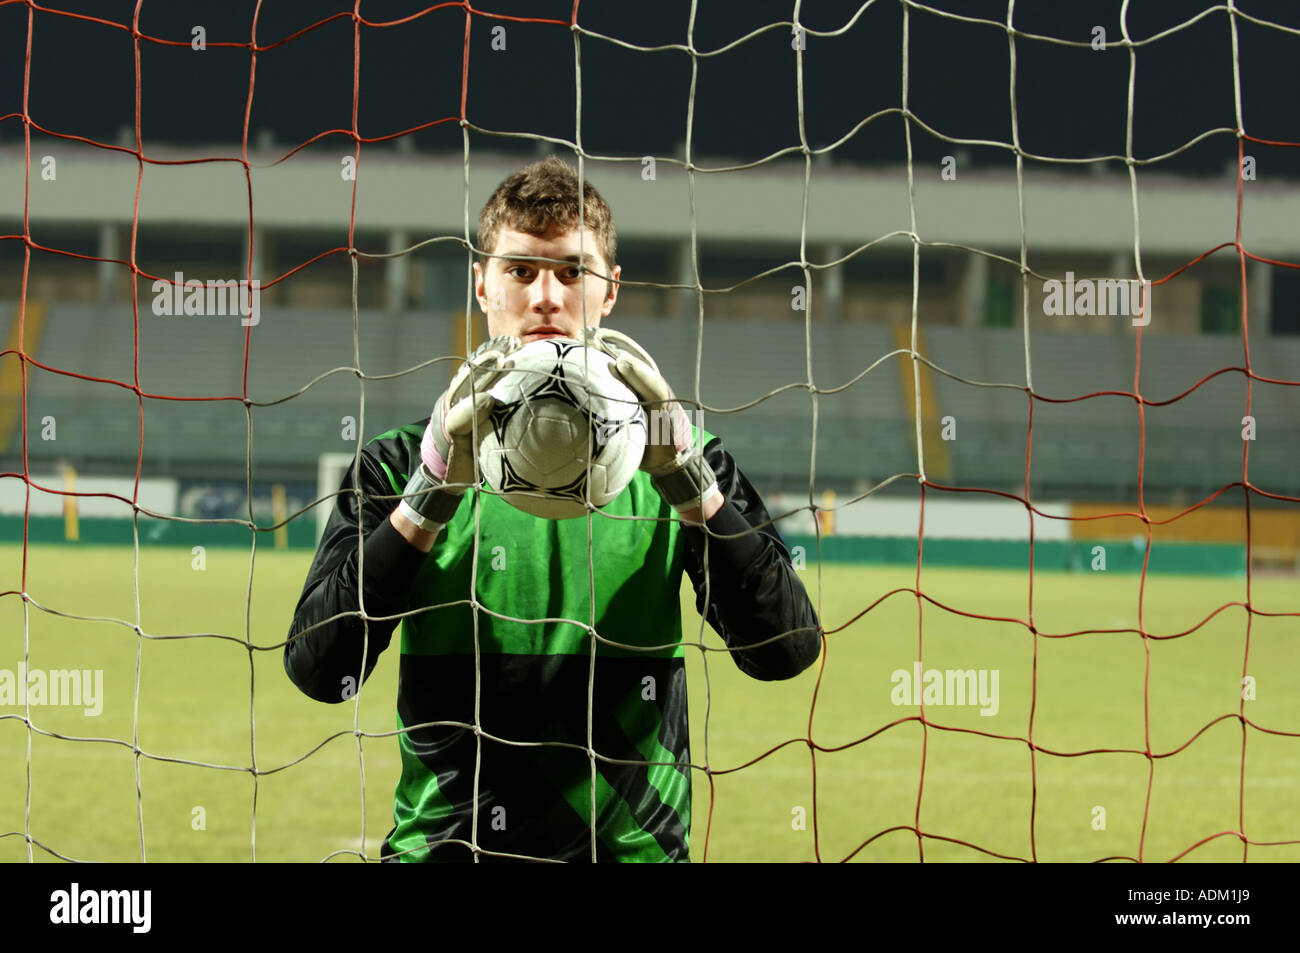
[285,419,820,862]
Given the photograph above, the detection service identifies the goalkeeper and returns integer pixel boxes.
[285,157,821,862]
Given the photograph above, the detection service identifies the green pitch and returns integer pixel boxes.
[1,542,1296,863]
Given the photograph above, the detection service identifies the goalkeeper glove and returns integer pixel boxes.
[582,327,720,515]
[398,334,522,531]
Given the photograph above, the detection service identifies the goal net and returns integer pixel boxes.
[2,2,1298,866]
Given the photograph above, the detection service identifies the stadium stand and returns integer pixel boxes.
[7,302,1300,499]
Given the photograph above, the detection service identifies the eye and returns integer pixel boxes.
[506,264,532,279]
[562,266,583,280]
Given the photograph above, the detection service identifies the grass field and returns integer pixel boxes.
[1,542,1297,863]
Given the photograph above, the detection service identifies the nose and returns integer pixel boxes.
[530,268,561,316]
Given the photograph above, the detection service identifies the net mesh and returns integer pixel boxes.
[2,0,1299,863]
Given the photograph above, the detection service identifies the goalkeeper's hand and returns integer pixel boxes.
[399,335,522,533]
[424,334,522,487]
[581,327,721,520]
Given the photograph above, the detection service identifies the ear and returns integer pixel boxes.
[601,264,621,318]
[473,260,490,314]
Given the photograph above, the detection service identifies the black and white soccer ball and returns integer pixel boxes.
[477,338,648,519]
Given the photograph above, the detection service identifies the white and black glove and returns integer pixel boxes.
[582,327,720,514]
[398,335,522,531]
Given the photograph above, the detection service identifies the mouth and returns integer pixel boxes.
[522,327,570,341]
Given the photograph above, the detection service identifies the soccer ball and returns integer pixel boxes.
[477,338,648,519]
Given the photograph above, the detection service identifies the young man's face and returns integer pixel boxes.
[474,225,620,342]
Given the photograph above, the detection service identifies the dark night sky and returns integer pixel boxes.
[2,1,1299,175]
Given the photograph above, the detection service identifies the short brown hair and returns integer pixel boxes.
[477,156,617,272]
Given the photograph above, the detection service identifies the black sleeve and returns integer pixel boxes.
[283,442,431,704]
[680,437,823,681]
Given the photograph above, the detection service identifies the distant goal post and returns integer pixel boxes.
[317,452,362,544]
